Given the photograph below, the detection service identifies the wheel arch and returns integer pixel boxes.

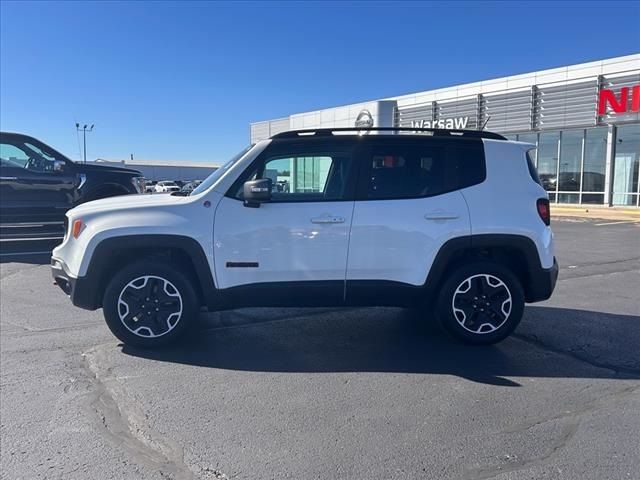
[81,234,216,310]
[425,234,547,303]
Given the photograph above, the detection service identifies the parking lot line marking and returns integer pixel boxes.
[0,251,51,257]
[594,220,639,226]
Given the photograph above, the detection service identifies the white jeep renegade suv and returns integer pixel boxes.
[51,128,558,348]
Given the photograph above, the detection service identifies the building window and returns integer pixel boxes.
[537,132,560,202]
[582,127,608,204]
[517,133,538,147]
[512,128,612,205]
[558,130,583,204]
[517,134,539,172]
[612,124,640,206]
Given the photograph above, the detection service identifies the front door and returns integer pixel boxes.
[0,135,76,224]
[213,142,358,305]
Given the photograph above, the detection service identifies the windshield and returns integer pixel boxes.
[190,145,253,196]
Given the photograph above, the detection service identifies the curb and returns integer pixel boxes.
[551,206,640,222]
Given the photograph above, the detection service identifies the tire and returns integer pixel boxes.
[436,261,525,345]
[102,259,199,348]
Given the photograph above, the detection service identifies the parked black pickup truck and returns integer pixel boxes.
[0,132,144,239]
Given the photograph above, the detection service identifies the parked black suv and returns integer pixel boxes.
[0,132,144,233]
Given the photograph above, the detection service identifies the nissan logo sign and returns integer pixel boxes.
[354,109,374,128]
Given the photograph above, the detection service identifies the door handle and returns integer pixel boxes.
[311,215,345,224]
[425,211,459,220]
[0,177,18,181]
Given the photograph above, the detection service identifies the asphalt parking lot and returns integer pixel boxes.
[1,218,639,480]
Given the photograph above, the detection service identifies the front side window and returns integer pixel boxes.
[265,156,333,196]
[234,149,354,202]
[0,143,29,168]
[0,138,62,173]
[362,141,485,200]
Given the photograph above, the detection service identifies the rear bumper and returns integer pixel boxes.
[526,257,559,303]
[51,257,99,310]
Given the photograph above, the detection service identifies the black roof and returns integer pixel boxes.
[271,127,507,141]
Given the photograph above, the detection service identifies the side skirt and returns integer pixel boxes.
[211,280,430,310]
[213,281,345,309]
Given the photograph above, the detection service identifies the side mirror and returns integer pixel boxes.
[243,178,272,208]
[53,160,65,172]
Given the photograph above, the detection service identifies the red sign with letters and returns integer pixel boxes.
[598,84,640,115]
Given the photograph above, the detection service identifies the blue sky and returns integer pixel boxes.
[1,1,639,163]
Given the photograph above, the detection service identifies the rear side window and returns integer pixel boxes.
[448,144,486,190]
[361,141,485,200]
[526,148,543,186]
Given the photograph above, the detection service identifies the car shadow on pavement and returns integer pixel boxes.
[121,306,640,386]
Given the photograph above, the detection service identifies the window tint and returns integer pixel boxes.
[363,141,485,200]
[447,144,486,190]
[234,150,354,202]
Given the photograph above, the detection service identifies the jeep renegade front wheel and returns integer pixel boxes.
[436,262,525,345]
[103,260,199,348]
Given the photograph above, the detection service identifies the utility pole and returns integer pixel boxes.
[75,123,94,163]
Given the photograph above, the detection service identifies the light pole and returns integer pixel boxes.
[76,123,94,163]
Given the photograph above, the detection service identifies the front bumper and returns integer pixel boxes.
[51,257,100,310]
[525,257,559,303]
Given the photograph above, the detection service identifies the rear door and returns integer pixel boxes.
[213,139,359,304]
[345,137,483,302]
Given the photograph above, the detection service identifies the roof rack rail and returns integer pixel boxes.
[271,127,507,141]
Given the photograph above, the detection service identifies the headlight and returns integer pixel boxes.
[131,176,146,194]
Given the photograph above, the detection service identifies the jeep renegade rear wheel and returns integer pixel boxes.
[103,260,198,348]
[436,262,525,345]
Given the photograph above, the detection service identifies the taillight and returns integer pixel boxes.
[72,219,84,239]
[536,198,550,226]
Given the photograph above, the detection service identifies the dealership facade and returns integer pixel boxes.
[251,54,640,207]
